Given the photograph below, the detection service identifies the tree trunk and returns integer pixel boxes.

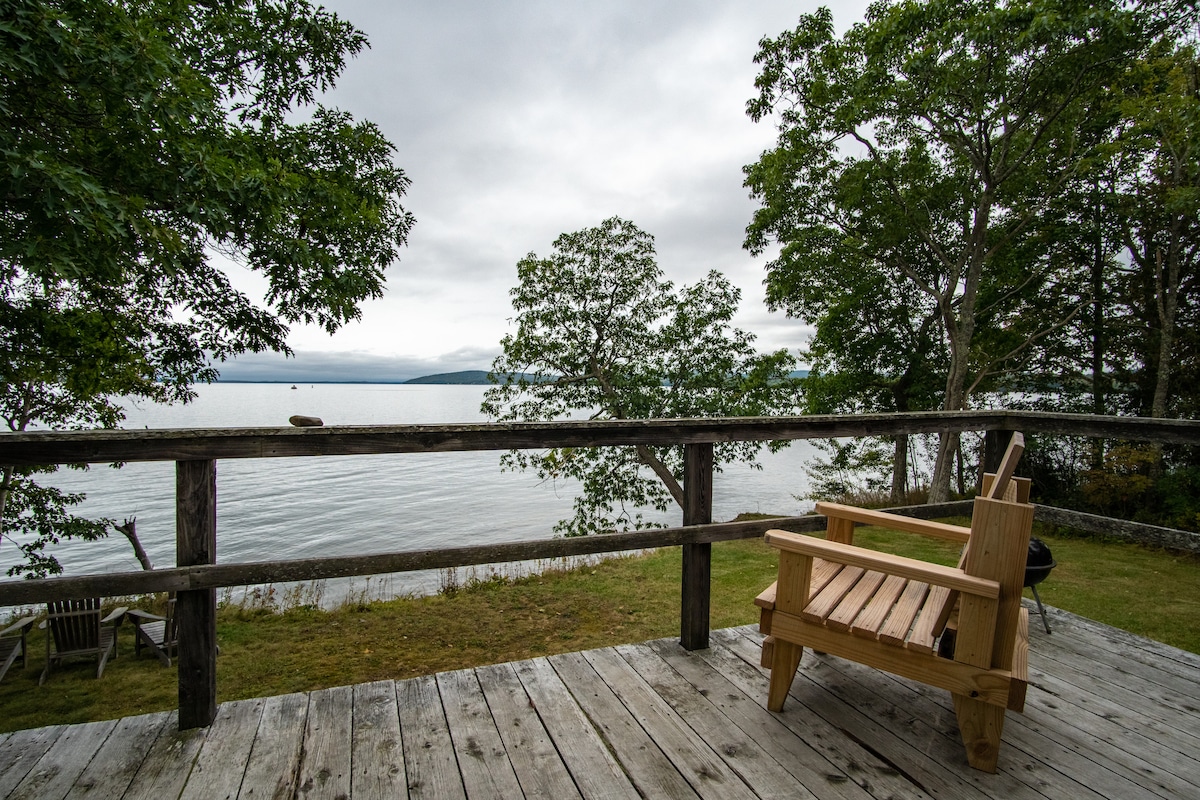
[1090,191,1107,469]
[114,517,154,571]
[636,444,685,508]
[890,435,909,504]
[929,321,971,502]
[1150,245,1180,421]
[1148,243,1182,478]
[0,466,12,529]
[929,194,989,503]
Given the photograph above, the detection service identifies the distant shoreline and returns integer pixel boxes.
[218,369,500,385]
[217,380,439,384]
[216,369,810,385]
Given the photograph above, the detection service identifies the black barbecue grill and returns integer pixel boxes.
[1024,537,1056,634]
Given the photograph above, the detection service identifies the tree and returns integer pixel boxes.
[1110,43,1200,423]
[756,143,947,501]
[1,1,415,577]
[745,0,1167,501]
[482,217,797,536]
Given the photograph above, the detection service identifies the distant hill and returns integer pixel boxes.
[404,370,493,384]
[404,369,809,385]
[404,370,556,385]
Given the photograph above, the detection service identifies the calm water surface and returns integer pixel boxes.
[29,384,817,602]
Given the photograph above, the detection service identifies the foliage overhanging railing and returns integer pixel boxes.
[2,409,1199,729]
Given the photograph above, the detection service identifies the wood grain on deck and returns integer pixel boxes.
[1,608,1196,799]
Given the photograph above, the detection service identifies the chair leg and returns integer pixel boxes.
[953,693,1005,772]
[40,636,51,686]
[1030,585,1052,634]
[766,640,803,712]
[96,636,114,679]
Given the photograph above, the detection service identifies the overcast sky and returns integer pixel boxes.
[219,1,872,382]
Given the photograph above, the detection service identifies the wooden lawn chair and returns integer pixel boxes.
[0,616,37,683]
[127,597,178,666]
[756,433,1033,772]
[39,598,126,685]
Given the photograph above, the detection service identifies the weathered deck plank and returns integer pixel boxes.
[647,637,921,800]
[867,655,1188,800]
[350,681,405,800]
[8,720,116,800]
[0,725,64,797]
[177,698,264,800]
[2,616,1199,800]
[805,650,1107,800]
[437,668,523,799]
[581,646,758,800]
[511,657,639,800]
[294,686,352,800]
[474,662,583,800]
[396,674,465,800]
[239,692,308,800]
[549,650,702,799]
[718,628,1000,800]
[615,642,816,800]
[119,717,207,800]
[64,712,169,799]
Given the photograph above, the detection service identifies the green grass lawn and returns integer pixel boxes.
[1,520,1197,733]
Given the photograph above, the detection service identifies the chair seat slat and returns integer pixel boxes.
[801,565,863,623]
[877,580,930,646]
[850,574,909,639]
[809,558,842,597]
[826,570,888,632]
[907,585,954,654]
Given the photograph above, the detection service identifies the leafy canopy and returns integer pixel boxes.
[483,217,797,536]
[0,0,415,577]
[744,0,1178,499]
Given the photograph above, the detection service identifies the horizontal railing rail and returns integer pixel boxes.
[0,502,983,607]
[2,410,1199,465]
[2,410,1198,729]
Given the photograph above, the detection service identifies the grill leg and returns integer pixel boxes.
[1030,585,1052,634]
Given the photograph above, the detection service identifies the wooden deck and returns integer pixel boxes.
[1,606,1198,799]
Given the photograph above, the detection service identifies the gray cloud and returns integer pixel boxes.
[238,1,871,372]
[216,347,502,383]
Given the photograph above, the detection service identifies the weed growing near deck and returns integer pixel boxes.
[0,523,1196,732]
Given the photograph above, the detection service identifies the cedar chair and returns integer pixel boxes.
[39,598,126,685]
[127,597,178,666]
[755,433,1033,772]
[0,616,37,683]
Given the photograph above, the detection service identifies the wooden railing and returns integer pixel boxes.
[1,409,1198,729]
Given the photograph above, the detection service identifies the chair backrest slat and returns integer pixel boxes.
[47,598,101,651]
[985,432,1024,500]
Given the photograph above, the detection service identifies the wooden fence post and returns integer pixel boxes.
[681,442,713,650]
[980,429,1016,493]
[177,459,217,729]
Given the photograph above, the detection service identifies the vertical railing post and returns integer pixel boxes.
[980,429,1016,492]
[681,442,713,650]
[176,459,217,729]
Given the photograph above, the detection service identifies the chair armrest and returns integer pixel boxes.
[764,530,999,599]
[815,502,972,543]
[126,609,165,626]
[102,606,128,625]
[0,616,37,637]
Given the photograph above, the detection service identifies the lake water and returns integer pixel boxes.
[26,384,818,603]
